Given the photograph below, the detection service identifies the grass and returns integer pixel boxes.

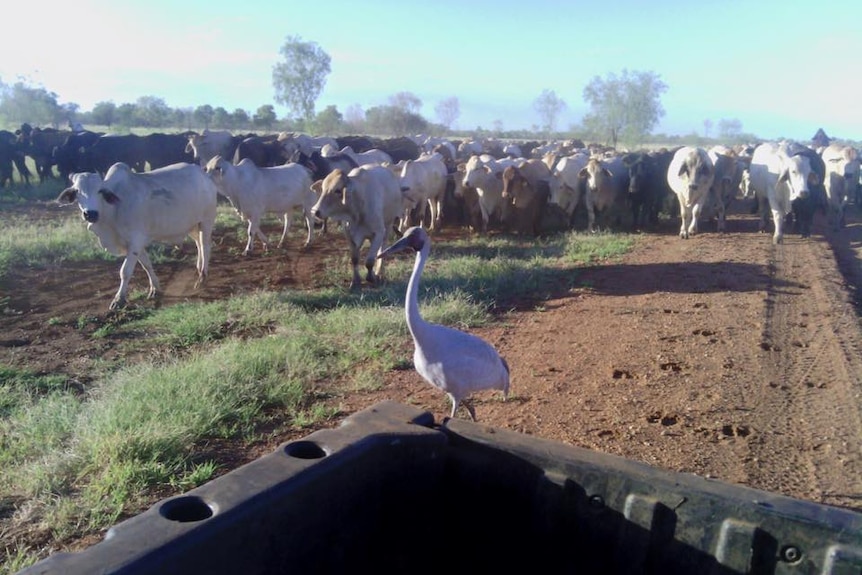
[0,204,634,572]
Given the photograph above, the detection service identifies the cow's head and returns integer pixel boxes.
[578,158,611,192]
[204,156,229,182]
[56,172,116,223]
[778,155,813,201]
[501,166,520,199]
[312,169,353,221]
[677,150,713,193]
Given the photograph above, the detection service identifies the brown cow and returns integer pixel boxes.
[501,159,553,235]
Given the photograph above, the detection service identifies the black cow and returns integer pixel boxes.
[53,130,103,182]
[81,134,147,175]
[295,148,358,182]
[622,149,674,230]
[232,134,289,167]
[0,129,32,187]
[17,127,70,181]
[378,137,421,163]
[141,133,195,170]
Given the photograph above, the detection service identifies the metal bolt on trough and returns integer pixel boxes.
[19,401,862,574]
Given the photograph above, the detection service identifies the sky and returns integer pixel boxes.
[2,0,861,142]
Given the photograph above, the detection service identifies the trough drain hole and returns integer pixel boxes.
[160,496,214,523]
[284,440,327,459]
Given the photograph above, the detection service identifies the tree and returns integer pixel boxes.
[312,105,343,135]
[134,96,171,127]
[212,107,232,129]
[115,103,136,128]
[434,97,460,130]
[231,108,251,130]
[389,91,422,114]
[272,35,331,121]
[582,69,667,148]
[365,105,427,136]
[533,89,567,137]
[703,118,713,139]
[91,101,117,127]
[0,82,62,126]
[344,104,365,133]
[253,104,277,130]
[718,118,743,141]
[193,105,215,129]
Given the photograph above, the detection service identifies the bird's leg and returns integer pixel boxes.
[464,399,477,422]
[449,394,459,419]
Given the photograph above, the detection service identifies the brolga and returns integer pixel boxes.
[378,226,510,421]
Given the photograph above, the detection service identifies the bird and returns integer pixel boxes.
[377,226,510,421]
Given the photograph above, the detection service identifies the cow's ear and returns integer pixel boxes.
[311,180,323,194]
[100,189,121,205]
[677,163,689,178]
[57,187,77,204]
[578,167,589,178]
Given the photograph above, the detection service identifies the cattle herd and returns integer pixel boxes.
[1,123,860,309]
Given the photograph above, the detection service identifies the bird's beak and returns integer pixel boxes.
[377,236,413,260]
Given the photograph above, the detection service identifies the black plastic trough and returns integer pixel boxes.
[20,400,862,574]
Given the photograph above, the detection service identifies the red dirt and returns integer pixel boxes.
[3,197,862,559]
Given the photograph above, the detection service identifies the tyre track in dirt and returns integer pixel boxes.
[744,232,862,509]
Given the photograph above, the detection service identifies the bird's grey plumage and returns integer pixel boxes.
[378,226,510,420]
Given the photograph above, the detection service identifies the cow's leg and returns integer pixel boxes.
[196,222,213,289]
[112,251,142,310]
[431,197,442,230]
[136,249,160,299]
[277,212,293,248]
[477,197,490,233]
[301,207,315,247]
[716,195,727,233]
[585,190,597,233]
[366,232,384,285]
[347,233,363,290]
[689,202,702,237]
[676,194,689,239]
[245,216,268,255]
[771,207,784,244]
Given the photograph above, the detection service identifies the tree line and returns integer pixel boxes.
[1,35,753,148]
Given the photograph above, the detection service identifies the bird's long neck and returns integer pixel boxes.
[405,243,429,339]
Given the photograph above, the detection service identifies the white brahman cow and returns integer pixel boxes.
[338,145,393,168]
[748,142,817,244]
[185,130,235,168]
[204,156,316,255]
[399,152,449,231]
[578,154,630,233]
[460,154,519,232]
[57,162,218,310]
[666,146,715,239]
[548,152,590,219]
[820,143,860,230]
[310,166,404,289]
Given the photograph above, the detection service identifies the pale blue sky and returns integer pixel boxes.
[2,0,860,141]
